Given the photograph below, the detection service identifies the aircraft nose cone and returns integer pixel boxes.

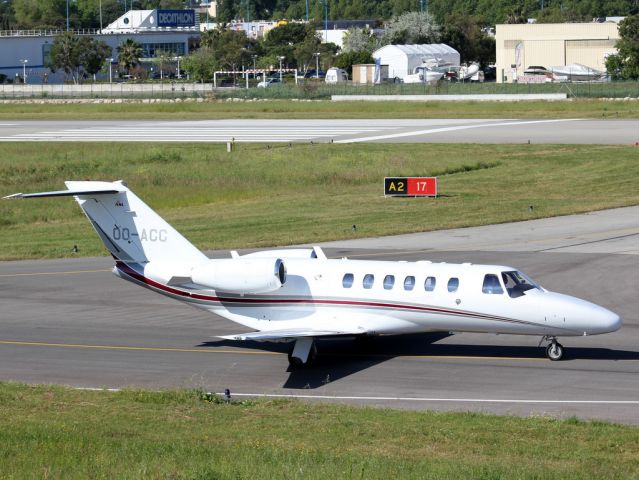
[588,306,622,334]
[602,310,622,333]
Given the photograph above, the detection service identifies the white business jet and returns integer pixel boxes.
[4,181,622,365]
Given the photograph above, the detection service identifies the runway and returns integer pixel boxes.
[1,118,639,143]
[2,208,639,424]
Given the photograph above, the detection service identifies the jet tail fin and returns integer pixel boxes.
[4,180,207,265]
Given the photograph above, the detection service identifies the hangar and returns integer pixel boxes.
[495,21,620,83]
[372,44,460,79]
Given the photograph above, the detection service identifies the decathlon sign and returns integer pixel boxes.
[157,9,195,27]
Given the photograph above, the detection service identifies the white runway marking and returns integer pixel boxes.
[223,393,639,404]
[77,387,639,405]
[335,119,581,143]
[0,125,393,143]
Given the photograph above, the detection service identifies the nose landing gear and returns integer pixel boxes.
[540,336,564,361]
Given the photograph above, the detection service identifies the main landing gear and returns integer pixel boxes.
[288,337,317,366]
[540,336,564,361]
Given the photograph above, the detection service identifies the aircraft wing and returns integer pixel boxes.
[218,327,365,342]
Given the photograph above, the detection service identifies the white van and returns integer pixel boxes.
[325,67,348,84]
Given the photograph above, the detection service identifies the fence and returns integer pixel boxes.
[1,80,638,100]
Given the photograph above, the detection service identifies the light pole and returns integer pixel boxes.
[177,56,181,79]
[314,52,320,79]
[108,58,113,83]
[20,59,28,84]
[66,0,69,31]
[321,0,328,42]
[278,55,285,83]
[252,54,257,79]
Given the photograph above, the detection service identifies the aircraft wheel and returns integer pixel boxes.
[546,342,564,361]
[287,352,303,367]
[287,342,317,367]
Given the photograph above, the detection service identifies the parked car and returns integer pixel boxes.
[257,77,282,88]
[302,69,326,79]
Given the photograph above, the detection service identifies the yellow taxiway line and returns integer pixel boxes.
[0,339,545,361]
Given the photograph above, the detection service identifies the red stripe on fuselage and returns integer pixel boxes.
[114,261,534,326]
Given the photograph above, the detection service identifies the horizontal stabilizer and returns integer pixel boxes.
[4,189,121,199]
[218,327,364,341]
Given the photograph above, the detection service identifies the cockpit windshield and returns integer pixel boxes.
[501,271,541,298]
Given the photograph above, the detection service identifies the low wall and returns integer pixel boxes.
[0,83,215,98]
[331,93,569,102]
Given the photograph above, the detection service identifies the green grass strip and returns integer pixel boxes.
[1,142,639,260]
[0,382,637,479]
[1,98,639,119]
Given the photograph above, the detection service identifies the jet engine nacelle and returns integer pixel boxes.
[191,258,287,294]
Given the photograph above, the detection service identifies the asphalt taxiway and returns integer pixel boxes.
[2,208,639,424]
[1,118,639,144]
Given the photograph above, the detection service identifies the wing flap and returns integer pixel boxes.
[218,327,365,341]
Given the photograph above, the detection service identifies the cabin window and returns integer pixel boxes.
[363,274,375,289]
[383,275,395,290]
[447,277,459,292]
[502,271,540,298]
[482,274,504,294]
[342,273,354,288]
[404,276,415,291]
[424,276,436,292]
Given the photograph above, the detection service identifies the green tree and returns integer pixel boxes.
[47,32,112,82]
[0,0,17,29]
[613,14,639,79]
[381,11,440,45]
[342,27,376,54]
[46,32,82,83]
[75,0,122,29]
[151,49,174,79]
[78,37,112,78]
[216,0,237,21]
[264,22,319,68]
[13,0,66,29]
[181,47,216,81]
[200,27,258,70]
[117,38,143,75]
[440,15,495,66]
[605,53,625,80]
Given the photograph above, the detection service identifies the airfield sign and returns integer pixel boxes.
[384,177,437,197]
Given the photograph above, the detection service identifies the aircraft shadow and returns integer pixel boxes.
[199,335,639,389]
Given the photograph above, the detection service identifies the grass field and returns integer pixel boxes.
[2,142,639,260]
[1,98,639,119]
[0,382,637,479]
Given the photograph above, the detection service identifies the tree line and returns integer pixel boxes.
[1,0,638,31]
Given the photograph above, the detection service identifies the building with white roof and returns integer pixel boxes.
[372,44,460,79]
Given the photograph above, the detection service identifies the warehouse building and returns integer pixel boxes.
[0,9,200,84]
[495,21,620,83]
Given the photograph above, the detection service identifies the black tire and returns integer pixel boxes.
[287,352,303,366]
[287,342,317,366]
[546,342,564,361]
